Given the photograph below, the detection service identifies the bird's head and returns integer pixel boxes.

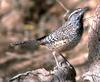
[68,7,88,22]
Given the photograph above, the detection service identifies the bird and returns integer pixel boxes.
[9,7,88,57]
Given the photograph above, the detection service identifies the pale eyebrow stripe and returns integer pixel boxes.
[68,8,82,19]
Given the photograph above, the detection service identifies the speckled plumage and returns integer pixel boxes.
[9,8,88,53]
[39,8,87,52]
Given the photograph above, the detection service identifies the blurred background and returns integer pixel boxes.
[0,0,100,82]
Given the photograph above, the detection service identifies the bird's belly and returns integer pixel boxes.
[45,39,77,52]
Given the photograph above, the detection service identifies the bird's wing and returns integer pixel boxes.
[40,22,72,45]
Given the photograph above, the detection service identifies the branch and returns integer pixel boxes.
[10,54,76,82]
[82,5,100,82]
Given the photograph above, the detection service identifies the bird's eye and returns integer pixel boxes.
[77,16,80,20]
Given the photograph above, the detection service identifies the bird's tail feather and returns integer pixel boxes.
[9,39,40,51]
[8,35,47,51]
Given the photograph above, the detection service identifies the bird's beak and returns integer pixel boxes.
[84,7,89,12]
[80,7,89,15]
